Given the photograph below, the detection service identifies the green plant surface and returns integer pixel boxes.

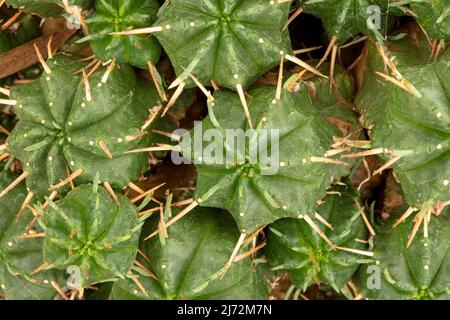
[408,0,450,41]
[10,15,42,46]
[41,183,142,287]
[287,62,360,178]
[301,64,355,119]
[0,171,65,300]
[86,0,161,69]
[0,264,62,300]
[153,0,292,90]
[5,0,93,17]
[355,207,450,300]
[266,184,369,294]
[355,38,450,208]
[301,0,396,45]
[6,55,172,199]
[178,86,353,233]
[0,31,12,54]
[109,207,269,300]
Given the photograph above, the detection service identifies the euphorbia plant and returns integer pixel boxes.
[86,0,161,69]
[174,84,355,234]
[356,33,450,245]
[0,30,11,54]
[355,207,450,299]
[5,0,93,17]
[152,0,292,90]
[266,184,371,295]
[0,0,449,302]
[110,206,269,300]
[4,54,174,198]
[41,183,143,288]
[406,0,450,41]
[0,170,65,300]
[404,0,450,58]
[301,0,394,45]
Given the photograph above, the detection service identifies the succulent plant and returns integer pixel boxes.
[407,0,450,41]
[6,54,173,198]
[86,0,161,69]
[153,0,292,89]
[5,0,93,17]
[9,15,42,46]
[266,184,370,294]
[41,183,142,288]
[355,207,450,300]
[177,83,355,233]
[0,31,11,54]
[0,10,42,49]
[356,36,450,210]
[0,171,65,300]
[1,0,449,302]
[299,63,354,116]
[301,0,394,45]
[109,206,268,300]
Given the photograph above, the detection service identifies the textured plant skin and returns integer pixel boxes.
[287,62,360,177]
[0,265,58,300]
[355,207,450,300]
[5,0,93,17]
[6,55,173,198]
[301,0,393,45]
[153,0,292,89]
[178,85,354,233]
[10,15,42,46]
[87,0,161,69]
[0,171,65,300]
[42,184,142,287]
[293,62,359,141]
[355,37,450,208]
[300,63,355,119]
[2,0,450,303]
[266,184,369,294]
[0,31,11,54]
[0,12,41,49]
[109,206,269,300]
[408,0,450,41]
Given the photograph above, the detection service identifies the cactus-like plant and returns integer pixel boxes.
[152,0,292,89]
[0,31,11,54]
[0,11,41,49]
[356,36,450,212]
[301,0,394,45]
[266,184,370,294]
[355,207,450,300]
[9,15,42,46]
[407,0,450,41]
[0,171,65,300]
[5,0,92,17]
[176,82,355,233]
[109,206,268,300]
[86,0,161,69]
[41,183,143,288]
[2,0,450,302]
[6,54,173,198]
